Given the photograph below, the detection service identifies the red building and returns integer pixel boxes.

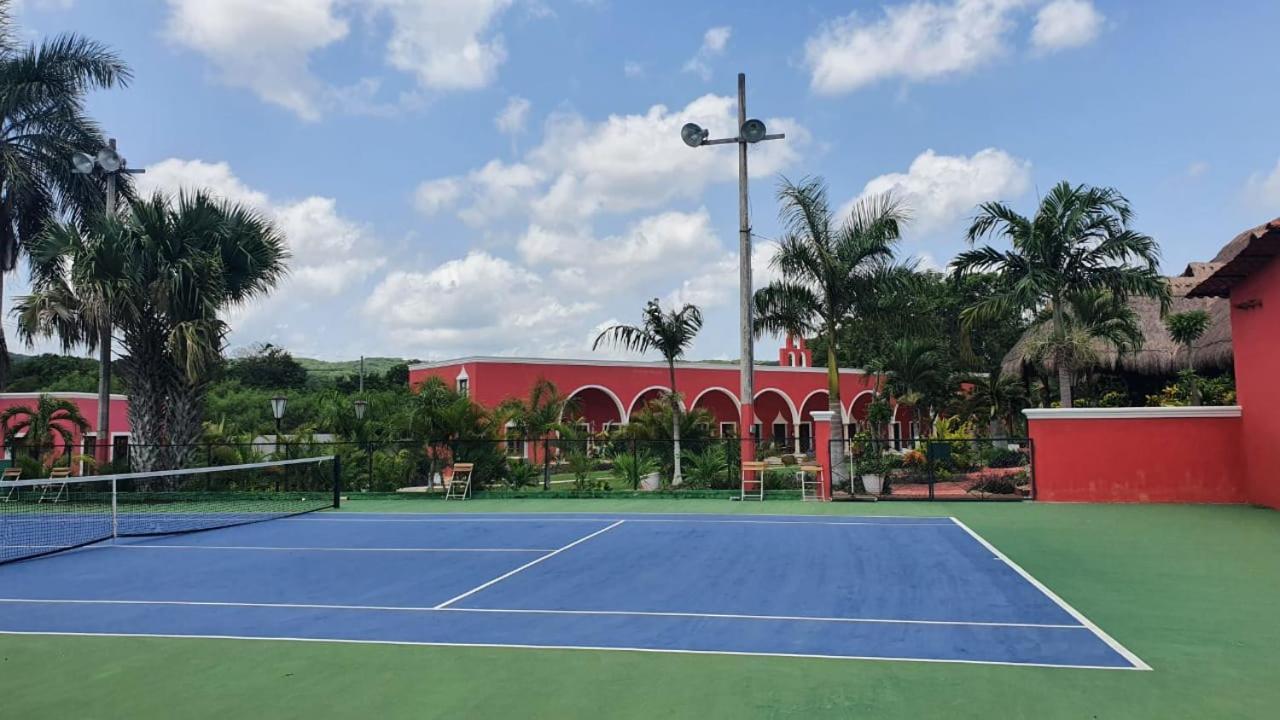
[0,392,132,472]
[409,336,913,456]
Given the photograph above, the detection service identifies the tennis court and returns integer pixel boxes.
[0,502,1146,670]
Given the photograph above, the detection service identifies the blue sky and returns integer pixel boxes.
[11,0,1280,362]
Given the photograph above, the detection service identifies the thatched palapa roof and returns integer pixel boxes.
[1000,262,1233,377]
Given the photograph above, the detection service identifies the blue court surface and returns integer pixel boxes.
[0,512,1148,670]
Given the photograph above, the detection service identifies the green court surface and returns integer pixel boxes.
[4,499,1278,719]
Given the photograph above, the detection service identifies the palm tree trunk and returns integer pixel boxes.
[826,340,848,489]
[667,361,682,486]
[1187,349,1201,406]
[96,322,111,468]
[1052,298,1073,408]
[0,272,9,389]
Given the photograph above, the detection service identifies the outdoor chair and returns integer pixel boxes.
[799,463,824,502]
[740,461,765,501]
[38,467,72,504]
[1,467,21,502]
[445,462,474,500]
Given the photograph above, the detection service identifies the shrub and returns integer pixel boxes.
[506,460,539,490]
[983,447,1027,469]
[969,472,1018,495]
[681,445,728,489]
[610,451,659,490]
[901,449,926,468]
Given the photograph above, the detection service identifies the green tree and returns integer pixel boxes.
[110,191,287,471]
[0,393,90,468]
[0,8,131,386]
[1164,310,1211,405]
[227,343,308,389]
[953,182,1167,408]
[594,298,703,485]
[956,370,1027,439]
[879,338,949,442]
[754,177,911,487]
[1019,289,1146,405]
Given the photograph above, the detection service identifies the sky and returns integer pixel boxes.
[8,0,1280,363]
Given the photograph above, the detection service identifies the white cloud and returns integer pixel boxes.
[495,96,532,136]
[413,178,463,216]
[666,241,781,311]
[1245,158,1280,208]
[364,252,598,358]
[136,159,385,352]
[845,148,1032,233]
[804,0,1028,95]
[1186,161,1210,179]
[162,0,350,122]
[376,0,514,91]
[623,60,645,78]
[682,26,731,81]
[1031,0,1103,52]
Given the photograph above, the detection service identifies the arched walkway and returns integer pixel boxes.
[562,385,627,433]
[628,386,673,420]
[798,390,836,454]
[690,387,740,436]
[754,388,798,451]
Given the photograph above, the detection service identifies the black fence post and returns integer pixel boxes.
[1028,437,1037,500]
[542,437,551,490]
[332,454,342,509]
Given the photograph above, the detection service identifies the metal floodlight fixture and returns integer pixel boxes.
[681,122,708,148]
[95,147,122,172]
[270,395,288,421]
[740,118,767,143]
[353,398,368,421]
[71,152,96,175]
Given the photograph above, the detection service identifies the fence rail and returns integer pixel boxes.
[832,436,1034,501]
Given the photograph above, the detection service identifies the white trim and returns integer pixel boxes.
[0,392,128,401]
[845,389,876,420]
[0,630,1144,671]
[799,389,850,423]
[101,545,553,553]
[628,385,678,415]
[1023,406,1241,420]
[690,386,741,412]
[753,388,799,426]
[280,517,952,527]
[0,598,1083,630]
[409,356,871,376]
[717,421,738,437]
[433,520,625,608]
[948,517,1151,671]
[560,385,629,425]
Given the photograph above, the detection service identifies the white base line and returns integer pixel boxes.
[288,518,951,527]
[947,516,1152,671]
[434,519,626,609]
[0,598,1083,630]
[100,545,553,553]
[0,630,1144,671]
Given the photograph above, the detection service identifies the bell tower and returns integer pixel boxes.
[778,334,813,367]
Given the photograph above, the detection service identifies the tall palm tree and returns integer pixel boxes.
[498,378,578,486]
[0,393,90,469]
[754,177,912,487]
[1021,289,1145,401]
[953,182,1167,408]
[0,8,131,386]
[112,191,287,471]
[1165,309,1210,405]
[15,215,131,464]
[594,299,702,485]
[879,338,948,443]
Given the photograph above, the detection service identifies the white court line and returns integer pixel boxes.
[0,630,1144,671]
[287,517,952,528]
[104,544,554,553]
[948,517,1151,671]
[0,598,1084,630]
[434,520,625,609]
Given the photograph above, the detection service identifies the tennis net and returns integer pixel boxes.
[0,456,339,566]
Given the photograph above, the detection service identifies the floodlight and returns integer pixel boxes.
[270,395,288,420]
[681,122,708,148]
[71,152,96,174]
[354,399,368,421]
[740,118,767,143]
[95,147,122,172]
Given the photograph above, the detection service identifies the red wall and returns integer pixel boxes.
[1027,410,1247,503]
[1231,257,1280,508]
[0,393,132,468]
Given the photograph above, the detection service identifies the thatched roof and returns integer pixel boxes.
[1000,262,1233,377]
[1187,218,1280,298]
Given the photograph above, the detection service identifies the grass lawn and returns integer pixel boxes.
[4,499,1278,719]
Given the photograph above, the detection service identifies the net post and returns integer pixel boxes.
[332,455,342,509]
[111,477,119,541]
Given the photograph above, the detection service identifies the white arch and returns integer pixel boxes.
[561,384,629,424]
[753,387,800,425]
[798,388,849,422]
[690,386,741,413]
[628,385,682,416]
[845,389,876,420]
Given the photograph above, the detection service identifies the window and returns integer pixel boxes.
[82,434,97,475]
[718,422,737,438]
[112,435,131,468]
[798,423,812,454]
[750,423,762,443]
[891,423,903,451]
[457,377,469,396]
[772,422,787,446]
[504,425,525,458]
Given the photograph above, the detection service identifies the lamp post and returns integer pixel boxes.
[270,395,287,445]
[354,399,371,487]
[71,138,144,468]
[680,73,784,465]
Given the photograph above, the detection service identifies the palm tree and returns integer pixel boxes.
[754,177,911,487]
[0,10,131,386]
[0,393,90,470]
[498,378,578,486]
[879,338,948,443]
[112,191,287,471]
[1165,310,1211,405]
[594,299,703,485]
[15,215,131,464]
[953,182,1167,408]
[1020,289,1145,401]
[959,370,1027,440]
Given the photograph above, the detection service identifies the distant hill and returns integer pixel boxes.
[295,356,412,377]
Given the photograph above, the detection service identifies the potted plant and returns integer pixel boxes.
[856,453,889,495]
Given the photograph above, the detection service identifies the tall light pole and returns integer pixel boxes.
[71,138,144,468]
[680,73,784,464]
